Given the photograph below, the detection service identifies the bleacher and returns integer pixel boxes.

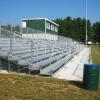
[0,27,84,76]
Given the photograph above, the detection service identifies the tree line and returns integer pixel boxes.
[1,24,20,32]
[53,17,100,43]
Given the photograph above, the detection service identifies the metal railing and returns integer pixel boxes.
[0,25,85,75]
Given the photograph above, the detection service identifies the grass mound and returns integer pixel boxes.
[0,74,100,100]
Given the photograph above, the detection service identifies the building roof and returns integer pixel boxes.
[22,18,59,26]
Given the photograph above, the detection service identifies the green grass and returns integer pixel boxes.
[91,45,100,64]
[0,74,100,100]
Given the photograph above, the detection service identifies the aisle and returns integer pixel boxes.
[53,47,90,81]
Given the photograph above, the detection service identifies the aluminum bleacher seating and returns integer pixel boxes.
[0,27,85,75]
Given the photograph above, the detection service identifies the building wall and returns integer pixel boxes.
[21,19,59,40]
[22,33,58,40]
[46,21,58,34]
[22,19,45,32]
[22,19,58,34]
[46,29,58,34]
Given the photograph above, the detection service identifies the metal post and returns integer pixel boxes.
[51,35,54,57]
[45,33,47,54]
[45,18,46,33]
[31,40,33,63]
[0,24,1,35]
[36,33,39,63]
[0,59,1,70]
[66,39,67,51]
[17,66,20,74]
[70,47,72,59]
[86,0,88,45]
[51,40,54,56]
[29,65,30,75]
[20,25,22,34]
[10,26,13,55]
[8,62,10,73]
[27,28,28,43]
[45,19,47,54]
[90,47,92,64]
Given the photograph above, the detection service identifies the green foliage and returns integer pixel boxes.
[1,24,12,31]
[12,25,20,32]
[93,22,100,43]
[1,24,20,32]
[54,17,92,42]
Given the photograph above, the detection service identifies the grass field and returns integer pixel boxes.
[0,74,100,100]
[91,45,100,64]
[0,45,100,100]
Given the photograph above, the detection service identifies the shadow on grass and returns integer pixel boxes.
[69,81,84,89]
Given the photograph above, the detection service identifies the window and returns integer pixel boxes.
[51,24,54,31]
[55,26,58,32]
[46,22,50,29]
[22,21,26,28]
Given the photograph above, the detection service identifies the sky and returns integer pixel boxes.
[0,0,100,25]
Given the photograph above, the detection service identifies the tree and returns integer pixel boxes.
[93,22,100,43]
[54,17,92,42]
[13,25,20,32]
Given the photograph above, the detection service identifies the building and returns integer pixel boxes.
[21,18,59,33]
[21,18,59,40]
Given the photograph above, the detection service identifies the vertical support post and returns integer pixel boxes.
[0,59,1,70]
[20,25,22,36]
[17,65,20,74]
[30,38,34,75]
[31,40,33,63]
[51,40,54,56]
[51,35,54,57]
[36,33,39,63]
[45,19,47,54]
[9,25,13,73]
[70,47,72,59]
[86,0,88,45]
[66,39,68,52]
[10,26,13,55]
[8,62,10,73]
[89,47,92,64]
[27,28,28,43]
[45,34,47,54]
[45,18,46,33]
[0,24,1,35]
[28,65,30,75]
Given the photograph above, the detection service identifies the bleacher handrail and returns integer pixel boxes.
[0,27,22,38]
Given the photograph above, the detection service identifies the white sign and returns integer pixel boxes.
[22,21,26,28]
